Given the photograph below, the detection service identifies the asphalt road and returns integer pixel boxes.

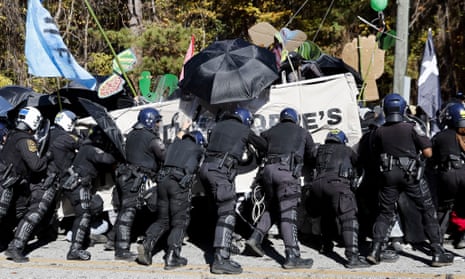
[1,229,465,279]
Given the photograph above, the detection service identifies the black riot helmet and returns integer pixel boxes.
[325,129,348,144]
[445,102,465,128]
[137,108,162,130]
[232,108,254,127]
[279,107,300,124]
[383,93,407,123]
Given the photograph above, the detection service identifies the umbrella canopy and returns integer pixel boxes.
[179,38,279,105]
[0,96,13,117]
[0,85,75,120]
[0,86,37,108]
[78,98,126,160]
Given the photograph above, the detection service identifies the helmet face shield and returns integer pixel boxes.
[55,110,77,132]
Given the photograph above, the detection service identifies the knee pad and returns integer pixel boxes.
[90,194,104,216]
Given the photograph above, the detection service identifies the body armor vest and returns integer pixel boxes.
[1,130,32,178]
[125,128,158,169]
[207,119,250,160]
[164,139,203,174]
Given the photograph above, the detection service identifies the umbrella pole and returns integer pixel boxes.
[56,77,63,112]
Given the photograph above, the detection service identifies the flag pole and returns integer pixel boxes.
[83,0,138,98]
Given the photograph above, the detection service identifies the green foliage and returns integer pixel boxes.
[0,75,13,87]
[88,53,114,76]
[0,0,463,102]
[133,24,201,78]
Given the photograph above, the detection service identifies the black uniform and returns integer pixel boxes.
[249,121,313,267]
[368,121,451,266]
[113,126,165,259]
[310,142,367,267]
[5,126,81,262]
[62,139,115,260]
[0,129,48,223]
[137,136,204,268]
[432,128,465,242]
[199,117,266,273]
[356,126,382,240]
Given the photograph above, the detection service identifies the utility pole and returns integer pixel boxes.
[393,0,410,99]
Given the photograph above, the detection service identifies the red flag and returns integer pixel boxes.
[179,35,195,81]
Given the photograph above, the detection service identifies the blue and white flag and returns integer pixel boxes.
[418,29,441,135]
[25,0,96,89]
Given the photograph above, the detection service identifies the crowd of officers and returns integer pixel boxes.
[0,91,463,274]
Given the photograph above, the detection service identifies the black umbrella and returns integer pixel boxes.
[179,38,279,105]
[0,96,13,117]
[0,86,37,108]
[0,86,73,120]
[78,98,126,160]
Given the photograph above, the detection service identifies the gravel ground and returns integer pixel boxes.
[1,228,465,279]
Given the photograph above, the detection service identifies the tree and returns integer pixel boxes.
[0,0,463,101]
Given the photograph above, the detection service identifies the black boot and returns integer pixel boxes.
[211,248,243,274]
[136,239,155,266]
[366,242,381,264]
[5,245,29,263]
[345,255,370,269]
[454,232,465,249]
[431,243,454,267]
[114,208,136,260]
[104,239,115,251]
[164,246,187,270]
[282,247,313,269]
[245,230,265,257]
[115,249,136,261]
[104,229,115,251]
[67,244,91,261]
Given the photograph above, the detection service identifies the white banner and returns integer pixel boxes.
[254,73,362,144]
[68,74,362,215]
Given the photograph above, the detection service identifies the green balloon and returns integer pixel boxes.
[370,0,388,12]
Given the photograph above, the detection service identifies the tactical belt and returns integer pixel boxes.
[439,160,464,171]
[163,166,185,176]
[204,154,237,169]
[380,154,416,173]
[121,163,156,178]
[266,154,291,165]
[316,168,352,179]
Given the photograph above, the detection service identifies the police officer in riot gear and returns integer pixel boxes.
[356,111,385,240]
[5,110,81,262]
[113,107,165,260]
[309,129,370,268]
[431,102,465,248]
[199,107,266,274]
[245,107,314,269]
[0,107,50,262]
[367,93,454,267]
[63,126,116,261]
[137,129,205,269]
